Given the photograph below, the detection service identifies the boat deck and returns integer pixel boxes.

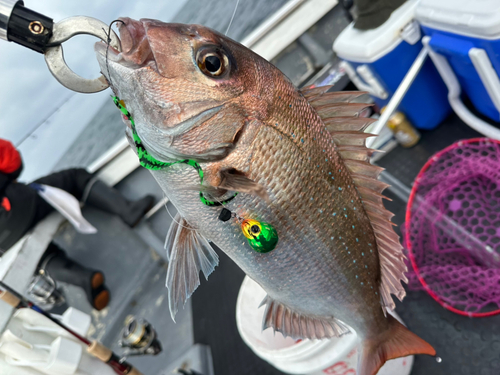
[3,3,499,375]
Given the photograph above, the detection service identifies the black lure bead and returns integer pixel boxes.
[218,208,232,222]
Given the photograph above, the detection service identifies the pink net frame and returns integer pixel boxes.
[404,138,500,317]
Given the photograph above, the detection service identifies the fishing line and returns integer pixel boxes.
[112,97,237,206]
[162,192,194,231]
[225,0,241,36]
[103,19,125,95]
[111,97,278,253]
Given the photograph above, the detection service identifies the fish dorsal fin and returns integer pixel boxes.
[316,102,373,119]
[302,88,407,312]
[324,116,377,132]
[300,85,333,99]
[309,91,366,106]
[165,214,219,321]
[260,295,351,340]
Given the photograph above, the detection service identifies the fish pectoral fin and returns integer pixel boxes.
[260,295,351,340]
[165,213,218,322]
[218,169,270,202]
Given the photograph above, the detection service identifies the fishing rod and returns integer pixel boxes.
[0,280,143,375]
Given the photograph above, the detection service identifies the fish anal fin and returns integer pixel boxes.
[260,295,351,340]
[165,216,218,321]
[358,315,435,375]
[219,169,269,202]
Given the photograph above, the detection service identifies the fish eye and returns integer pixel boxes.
[196,47,229,77]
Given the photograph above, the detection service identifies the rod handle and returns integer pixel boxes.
[87,340,113,362]
[0,290,21,307]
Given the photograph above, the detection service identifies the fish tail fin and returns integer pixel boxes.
[357,315,436,375]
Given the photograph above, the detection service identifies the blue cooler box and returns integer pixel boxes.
[333,0,451,130]
[417,0,500,122]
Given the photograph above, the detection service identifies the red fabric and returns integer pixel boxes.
[0,139,22,174]
[1,197,11,212]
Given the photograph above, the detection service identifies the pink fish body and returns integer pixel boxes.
[95,18,435,375]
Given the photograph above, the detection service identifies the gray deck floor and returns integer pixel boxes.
[54,167,194,375]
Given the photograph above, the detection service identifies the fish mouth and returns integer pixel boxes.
[95,18,235,163]
[95,18,157,70]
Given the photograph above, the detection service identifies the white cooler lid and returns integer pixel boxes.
[333,0,419,63]
[416,0,500,39]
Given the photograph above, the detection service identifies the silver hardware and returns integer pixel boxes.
[44,16,121,93]
[0,0,20,41]
[119,316,162,358]
[27,272,65,308]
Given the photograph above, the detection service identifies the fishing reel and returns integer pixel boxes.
[119,316,162,358]
[27,272,65,309]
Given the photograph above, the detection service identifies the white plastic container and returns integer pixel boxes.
[236,276,413,375]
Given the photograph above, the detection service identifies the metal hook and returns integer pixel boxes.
[44,16,121,93]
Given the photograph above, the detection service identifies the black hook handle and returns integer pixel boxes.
[1,0,53,53]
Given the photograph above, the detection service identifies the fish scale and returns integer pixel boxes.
[243,94,376,317]
[96,18,436,375]
[151,91,384,347]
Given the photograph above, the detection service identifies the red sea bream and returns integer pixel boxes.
[95,18,435,375]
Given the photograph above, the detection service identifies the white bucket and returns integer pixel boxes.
[236,276,413,375]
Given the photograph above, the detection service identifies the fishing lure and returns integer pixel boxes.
[114,97,278,253]
[218,208,278,253]
[241,219,279,253]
